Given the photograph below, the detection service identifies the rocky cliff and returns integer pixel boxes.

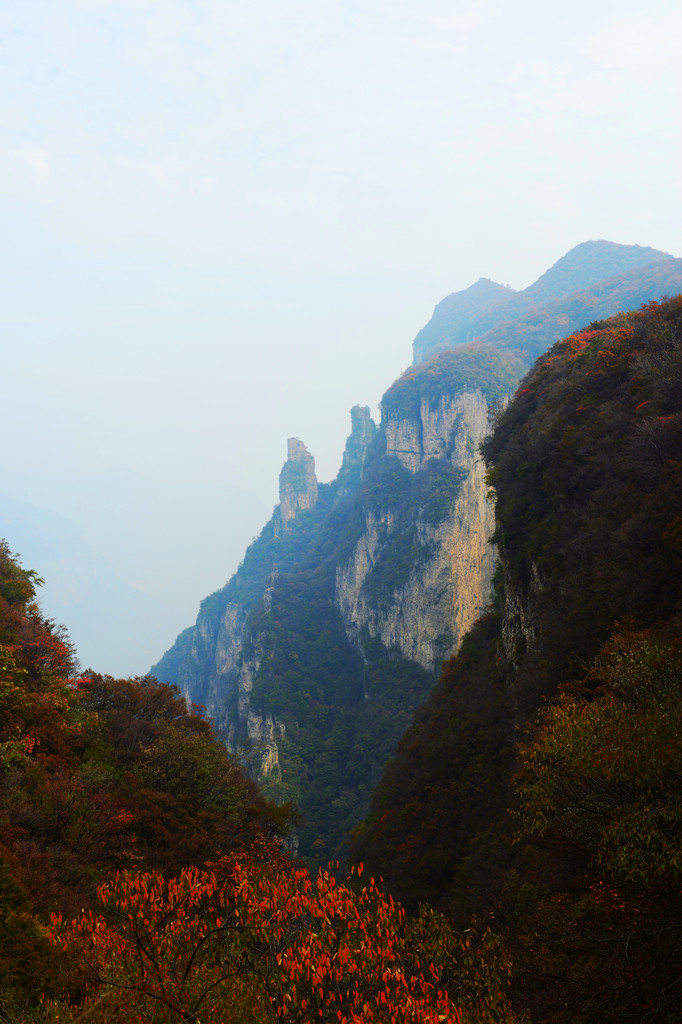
[277,438,318,530]
[336,389,495,670]
[151,347,518,863]
[153,384,496,716]
[152,432,327,728]
[152,241,678,865]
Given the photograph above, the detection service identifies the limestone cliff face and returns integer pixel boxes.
[227,588,285,782]
[336,390,495,670]
[278,438,318,529]
[155,391,497,761]
[153,433,320,748]
[336,405,377,500]
[182,600,247,720]
[384,390,488,473]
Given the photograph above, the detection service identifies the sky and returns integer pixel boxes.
[1,0,681,676]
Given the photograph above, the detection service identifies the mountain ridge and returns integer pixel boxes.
[412,239,679,363]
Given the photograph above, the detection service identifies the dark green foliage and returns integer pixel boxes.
[360,440,469,528]
[75,673,292,874]
[357,450,440,606]
[156,401,474,868]
[508,622,682,1024]
[234,425,478,865]
[152,485,343,703]
[0,540,44,609]
[279,457,311,491]
[237,476,439,865]
[361,536,434,605]
[418,461,470,526]
[516,625,682,887]
[360,439,413,511]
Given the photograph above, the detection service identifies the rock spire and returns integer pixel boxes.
[278,437,318,528]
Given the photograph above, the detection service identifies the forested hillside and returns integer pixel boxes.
[354,296,682,1023]
[0,542,518,1023]
[0,540,291,1012]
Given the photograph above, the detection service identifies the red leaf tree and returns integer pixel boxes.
[51,852,466,1024]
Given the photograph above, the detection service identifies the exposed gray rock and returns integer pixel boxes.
[336,405,377,499]
[278,438,318,530]
[384,390,488,473]
[336,391,495,670]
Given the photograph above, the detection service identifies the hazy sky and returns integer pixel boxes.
[2,0,681,675]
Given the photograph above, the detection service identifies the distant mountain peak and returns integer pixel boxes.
[523,239,670,303]
[413,240,679,365]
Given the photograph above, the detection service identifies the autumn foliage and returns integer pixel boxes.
[50,854,470,1023]
[0,543,291,1016]
[0,544,518,1023]
[506,621,682,1022]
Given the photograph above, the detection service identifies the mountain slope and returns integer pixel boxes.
[410,277,514,358]
[0,541,290,1009]
[480,255,682,363]
[413,240,681,364]
[521,239,669,302]
[353,295,682,1023]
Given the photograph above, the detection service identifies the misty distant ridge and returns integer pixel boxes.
[413,239,680,364]
[522,240,670,301]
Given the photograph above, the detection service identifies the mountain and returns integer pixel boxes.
[353,295,682,1023]
[152,239,681,871]
[9,243,681,1023]
[412,240,682,364]
[521,239,669,302]
[152,349,520,863]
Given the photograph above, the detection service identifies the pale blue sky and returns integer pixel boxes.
[2,0,680,674]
